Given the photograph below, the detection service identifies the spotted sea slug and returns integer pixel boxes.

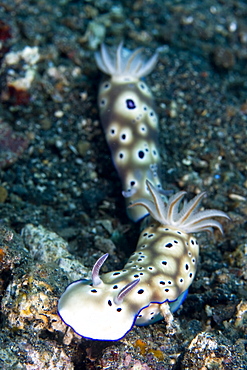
[58,180,229,341]
[95,42,162,221]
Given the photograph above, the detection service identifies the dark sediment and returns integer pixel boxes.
[0,0,246,369]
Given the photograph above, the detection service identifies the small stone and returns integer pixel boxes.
[96,219,113,235]
[82,20,106,50]
[181,332,244,369]
[54,110,64,118]
[94,235,116,254]
[229,193,246,201]
[0,122,29,169]
[212,47,236,69]
[40,118,52,130]
[0,186,8,202]
[77,140,90,156]
[235,300,247,329]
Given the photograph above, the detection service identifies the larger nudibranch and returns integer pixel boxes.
[95,42,162,221]
[58,180,229,341]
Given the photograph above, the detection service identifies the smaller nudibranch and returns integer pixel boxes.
[95,42,162,221]
[58,181,229,341]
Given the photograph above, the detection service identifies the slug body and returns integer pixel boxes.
[95,43,162,221]
[58,42,230,342]
[58,180,229,341]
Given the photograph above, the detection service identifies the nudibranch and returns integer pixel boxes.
[95,42,162,221]
[58,180,229,341]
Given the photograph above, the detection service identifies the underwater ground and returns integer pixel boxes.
[0,0,246,369]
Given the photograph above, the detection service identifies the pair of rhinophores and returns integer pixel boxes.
[58,42,229,341]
